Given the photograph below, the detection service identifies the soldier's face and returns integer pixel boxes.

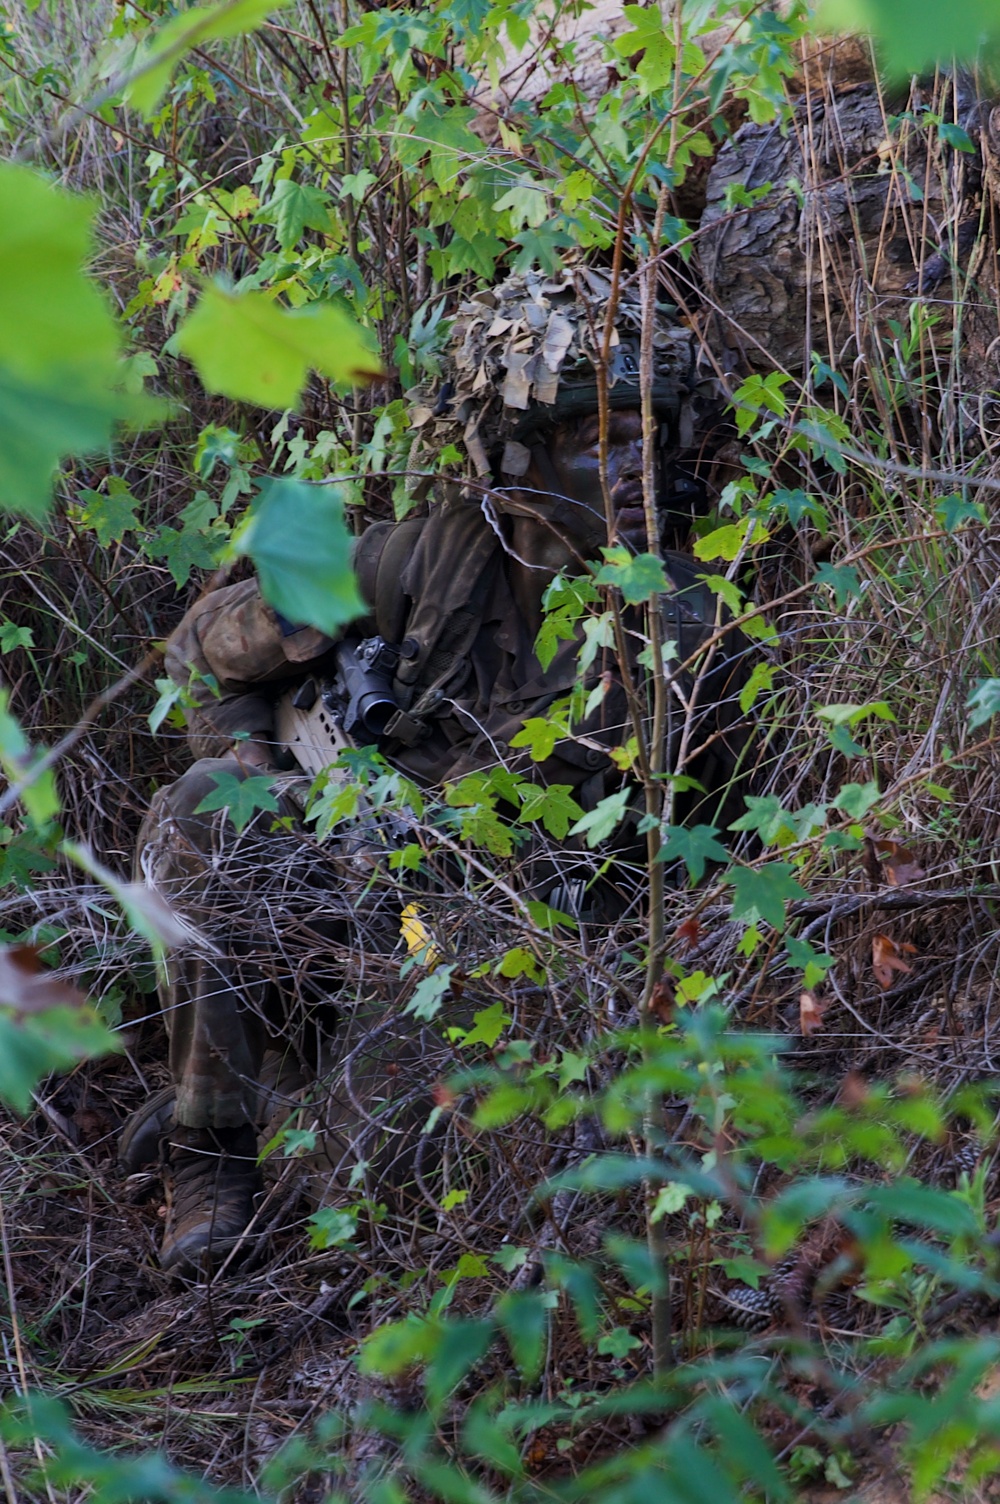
[546,409,648,546]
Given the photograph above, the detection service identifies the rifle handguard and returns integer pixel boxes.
[275,679,352,779]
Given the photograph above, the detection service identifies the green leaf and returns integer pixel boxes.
[967,679,1000,731]
[459,1001,510,1050]
[0,165,117,384]
[425,1319,493,1409]
[596,549,668,603]
[126,0,291,117]
[568,787,631,848]
[510,717,559,763]
[728,794,793,844]
[260,178,333,248]
[516,783,582,839]
[938,121,976,152]
[359,1315,433,1376]
[816,700,895,727]
[237,478,364,636]
[693,516,767,562]
[0,622,33,654]
[699,1397,793,1500]
[496,1291,548,1382]
[832,780,880,819]
[813,562,862,608]
[697,572,742,617]
[0,376,132,520]
[731,371,791,435]
[461,1399,525,1477]
[0,164,157,518]
[407,104,483,191]
[656,823,728,883]
[147,522,223,587]
[340,169,377,203]
[511,226,573,275]
[934,493,986,531]
[598,1326,641,1359]
[0,1006,120,1115]
[866,1180,979,1238]
[494,179,550,230]
[785,936,836,990]
[611,5,681,94]
[0,831,55,890]
[0,691,59,827]
[497,947,544,983]
[818,0,1000,77]
[193,772,279,833]
[175,284,381,409]
[604,1232,669,1296]
[771,486,828,529]
[473,1081,533,1128]
[405,965,455,1021]
[74,482,141,546]
[724,863,807,932]
[307,1206,357,1249]
[760,1175,857,1259]
[739,661,774,714]
[827,723,865,757]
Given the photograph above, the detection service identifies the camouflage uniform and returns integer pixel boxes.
[143,502,748,1137]
[134,269,751,1273]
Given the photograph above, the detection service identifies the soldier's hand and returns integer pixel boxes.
[230,737,277,773]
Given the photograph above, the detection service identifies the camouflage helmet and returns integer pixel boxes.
[406,263,713,492]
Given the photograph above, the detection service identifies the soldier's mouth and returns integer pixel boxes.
[613,484,647,535]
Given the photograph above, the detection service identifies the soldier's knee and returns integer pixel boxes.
[164,756,251,821]
[146,756,254,851]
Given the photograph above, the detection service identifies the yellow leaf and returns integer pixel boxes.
[400,903,439,970]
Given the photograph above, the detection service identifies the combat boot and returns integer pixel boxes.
[160,1124,260,1277]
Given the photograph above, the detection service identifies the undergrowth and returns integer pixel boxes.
[4,1,1000,1500]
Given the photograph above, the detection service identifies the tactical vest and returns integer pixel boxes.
[351,503,750,797]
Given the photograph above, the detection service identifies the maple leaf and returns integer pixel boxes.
[871,932,917,990]
[596,550,668,604]
[657,823,728,883]
[147,522,222,588]
[510,717,559,763]
[517,783,582,840]
[799,990,827,1037]
[725,863,807,932]
[193,772,279,833]
[568,787,632,849]
[74,481,141,546]
[260,178,332,248]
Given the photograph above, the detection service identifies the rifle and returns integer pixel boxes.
[274,636,403,779]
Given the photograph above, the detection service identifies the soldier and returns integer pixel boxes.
[128,269,751,1277]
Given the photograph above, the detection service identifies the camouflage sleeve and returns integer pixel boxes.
[164,578,335,758]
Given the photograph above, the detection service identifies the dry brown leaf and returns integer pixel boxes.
[799,990,827,1036]
[838,1071,869,1108]
[525,1441,548,1470]
[872,932,916,990]
[0,945,87,1014]
[648,978,675,1026]
[877,839,926,887]
[675,917,701,950]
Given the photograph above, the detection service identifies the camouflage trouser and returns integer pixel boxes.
[135,756,436,1204]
